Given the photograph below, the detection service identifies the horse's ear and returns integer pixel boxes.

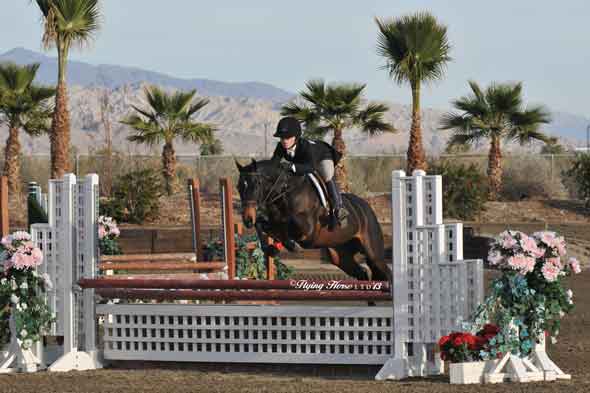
[250,158,257,171]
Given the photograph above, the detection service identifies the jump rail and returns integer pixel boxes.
[78,278,390,291]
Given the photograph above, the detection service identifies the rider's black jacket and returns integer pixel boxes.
[270,138,342,175]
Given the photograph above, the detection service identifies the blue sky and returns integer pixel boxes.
[3,0,590,116]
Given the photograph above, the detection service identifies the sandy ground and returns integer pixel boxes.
[0,270,589,393]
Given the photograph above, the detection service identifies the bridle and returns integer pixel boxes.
[242,168,292,212]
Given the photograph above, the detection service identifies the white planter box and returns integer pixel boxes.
[450,360,499,384]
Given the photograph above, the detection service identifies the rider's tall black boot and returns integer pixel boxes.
[326,179,342,230]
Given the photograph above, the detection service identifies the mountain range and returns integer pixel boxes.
[1,47,588,156]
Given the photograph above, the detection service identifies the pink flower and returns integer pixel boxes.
[521,235,544,258]
[535,231,557,247]
[12,231,31,241]
[31,247,43,265]
[502,235,518,250]
[569,257,581,274]
[542,262,560,282]
[1,235,12,247]
[111,227,120,237]
[98,226,106,240]
[547,257,562,270]
[507,254,536,274]
[554,237,567,257]
[488,250,503,265]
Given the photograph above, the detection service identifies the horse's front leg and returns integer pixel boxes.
[254,220,277,257]
[289,212,316,247]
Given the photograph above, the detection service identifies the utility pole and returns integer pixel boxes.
[264,122,269,157]
[586,124,589,153]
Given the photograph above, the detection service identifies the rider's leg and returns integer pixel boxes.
[318,160,342,230]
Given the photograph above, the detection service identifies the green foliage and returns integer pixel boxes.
[540,137,565,154]
[205,234,294,280]
[375,12,452,87]
[35,0,101,54]
[441,81,551,147]
[0,62,55,134]
[199,137,224,156]
[430,161,487,220]
[27,195,48,227]
[281,80,395,138]
[565,153,590,207]
[101,168,163,224]
[99,238,121,256]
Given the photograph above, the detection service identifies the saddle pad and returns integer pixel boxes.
[306,173,329,209]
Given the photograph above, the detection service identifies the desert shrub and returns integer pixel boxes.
[564,153,590,207]
[430,160,488,220]
[501,156,567,200]
[101,168,163,224]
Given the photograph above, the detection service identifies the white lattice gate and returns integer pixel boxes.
[97,304,393,365]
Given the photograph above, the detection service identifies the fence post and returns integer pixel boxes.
[221,178,236,279]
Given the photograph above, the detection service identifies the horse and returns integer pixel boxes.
[235,159,391,282]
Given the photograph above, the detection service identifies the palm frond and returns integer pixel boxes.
[355,102,395,134]
[51,0,101,48]
[186,97,210,118]
[375,11,451,86]
[179,122,216,143]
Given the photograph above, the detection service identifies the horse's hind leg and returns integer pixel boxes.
[358,235,391,282]
[326,244,371,281]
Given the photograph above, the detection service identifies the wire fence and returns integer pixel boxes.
[16,153,580,198]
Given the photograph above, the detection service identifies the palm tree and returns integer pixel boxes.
[199,136,223,156]
[0,63,55,195]
[440,81,551,200]
[376,12,452,174]
[281,79,394,191]
[121,86,215,195]
[34,0,101,179]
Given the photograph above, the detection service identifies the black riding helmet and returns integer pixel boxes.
[273,116,301,139]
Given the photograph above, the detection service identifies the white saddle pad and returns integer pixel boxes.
[306,173,329,209]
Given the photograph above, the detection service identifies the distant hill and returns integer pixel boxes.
[0,47,588,155]
[0,47,294,102]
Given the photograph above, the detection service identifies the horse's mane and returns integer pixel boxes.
[242,159,284,177]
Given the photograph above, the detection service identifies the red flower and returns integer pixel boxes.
[438,335,451,348]
[274,242,284,251]
[440,352,448,361]
[452,335,464,347]
[482,324,499,335]
[472,336,487,350]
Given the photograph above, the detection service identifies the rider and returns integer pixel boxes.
[270,116,343,230]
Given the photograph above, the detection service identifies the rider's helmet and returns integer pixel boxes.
[273,116,301,139]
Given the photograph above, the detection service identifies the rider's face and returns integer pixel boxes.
[280,136,296,150]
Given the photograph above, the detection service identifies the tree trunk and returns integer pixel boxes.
[162,141,176,196]
[487,135,502,200]
[3,126,21,196]
[50,44,71,179]
[406,82,427,174]
[332,127,349,192]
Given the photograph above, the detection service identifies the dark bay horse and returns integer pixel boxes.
[236,159,391,282]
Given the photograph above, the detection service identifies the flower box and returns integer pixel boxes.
[450,360,498,384]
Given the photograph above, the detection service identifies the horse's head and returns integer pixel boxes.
[235,159,269,228]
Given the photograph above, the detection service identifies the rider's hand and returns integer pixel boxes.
[280,162,296,173]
